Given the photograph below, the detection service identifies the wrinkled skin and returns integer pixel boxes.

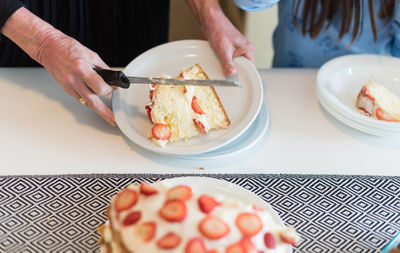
[39,34,116,126]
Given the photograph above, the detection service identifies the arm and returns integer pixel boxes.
[1,7,116,126]
[185,0,255,76]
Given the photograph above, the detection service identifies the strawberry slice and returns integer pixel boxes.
[198,195,219,214]
[145,103,153,123]
[159,199,187,222]
[376,108,397,122]
[263,232,275,249]
[167,185,193,201]
[122,211,141,226]
[115,188,138,212]
[193,119,207,134]
[236,213,263,237]
[157,232,181,249]
[135,221,156,242]
[240,237,256,252]
[185,238,208,253]
[362,87,375,101]
[225,238,256,253]
[152,123,172,141]
[140,183,158,196]
[278,227,299,246]
[252,204,264,211]
[199,216,230,240]
[191,96,206,114]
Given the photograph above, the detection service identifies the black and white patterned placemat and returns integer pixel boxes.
[0,174,399,253]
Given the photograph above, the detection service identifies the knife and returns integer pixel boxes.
[94,67,241,89]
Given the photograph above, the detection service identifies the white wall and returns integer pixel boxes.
[244,6,278,69]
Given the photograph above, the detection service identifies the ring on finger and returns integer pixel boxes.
[77,97,86,105]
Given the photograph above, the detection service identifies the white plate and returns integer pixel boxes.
[162,176,290,252]
[316,54,400,136]
[113,40,263,155]
[179,102,269,160]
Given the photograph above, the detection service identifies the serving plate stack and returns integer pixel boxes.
[112,40,268,158]
[316,54,400,137]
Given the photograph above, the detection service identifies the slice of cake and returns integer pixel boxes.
[145,64,230,147]
[356,80,400,122]
[98,180,300,253]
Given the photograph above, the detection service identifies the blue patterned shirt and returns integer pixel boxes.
[235,0,400,67]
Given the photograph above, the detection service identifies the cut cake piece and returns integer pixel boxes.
[356,80,400,122]
[145,64,230,146]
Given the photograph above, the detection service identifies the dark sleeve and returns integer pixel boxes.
[0,0,24,30]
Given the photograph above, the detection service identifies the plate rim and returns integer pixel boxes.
[316,54,400,135]
[112,39,263,155]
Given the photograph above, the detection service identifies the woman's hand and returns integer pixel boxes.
[2,7,116,126]
[186,0,255,76]
[38,34,116,126]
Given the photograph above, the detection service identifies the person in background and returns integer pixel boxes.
[0,1,170,126]
[187,0,397,75]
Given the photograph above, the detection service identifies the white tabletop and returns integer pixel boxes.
[1,67,399,176]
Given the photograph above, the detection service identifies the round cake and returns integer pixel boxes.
[98,179,299,253]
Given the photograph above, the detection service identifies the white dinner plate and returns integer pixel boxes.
[179,102,269,160]
[316,54,400,136]
[161,176,290,252]
[112,40,263,155]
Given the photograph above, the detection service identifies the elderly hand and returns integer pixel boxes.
[2,7,116,126]
[39,34,116,126]
[186,0,255,76]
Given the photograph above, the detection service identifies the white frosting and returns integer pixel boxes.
[109,182,292,253]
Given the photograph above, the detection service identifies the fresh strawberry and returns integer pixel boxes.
[122,211,141,226]
[157,232,181,249]
[376,108,397,122]
[199,216,230,240]
[191,96,206,114]
[252,204,264,211]
[240,237,256,252]
[140,183,158,196]
[114,188,138,212]
[278,227,299,247]
[198,195,219,214]
[152,123,172,141]
[225,242,245,253]
[193,119,207,134]
[362,87,375,101]
[145,103,153,123]
[185,238,208,253]
[263,232,275,249]
[235,213,263,237]
[179,73,184,79]
[225,238,256,253]
[159,199,187,222]
[135,221,156,242]
[167,185,193,201]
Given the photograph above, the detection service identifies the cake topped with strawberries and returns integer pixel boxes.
[356,80,400,122]
[98,180,299,253]
[145,64,230,147]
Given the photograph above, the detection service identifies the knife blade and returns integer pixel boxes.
[94,68,241,89]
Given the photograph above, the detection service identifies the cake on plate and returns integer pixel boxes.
[98,180,299,253]
[145,64,230,147]
[356,80,400,122]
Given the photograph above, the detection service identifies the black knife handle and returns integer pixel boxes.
[93,67,130,89]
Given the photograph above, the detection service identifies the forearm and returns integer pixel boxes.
[185,0,227,39]
[1,7,66,65]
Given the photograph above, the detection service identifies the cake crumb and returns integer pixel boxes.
[129,148,134,151]
[199,167,205,170]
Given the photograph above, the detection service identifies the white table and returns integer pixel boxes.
[1,68,399,176]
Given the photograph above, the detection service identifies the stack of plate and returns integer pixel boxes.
[316,54,400,137]
[112,40,269,158]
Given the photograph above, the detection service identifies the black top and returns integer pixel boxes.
[0,0,170,67]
